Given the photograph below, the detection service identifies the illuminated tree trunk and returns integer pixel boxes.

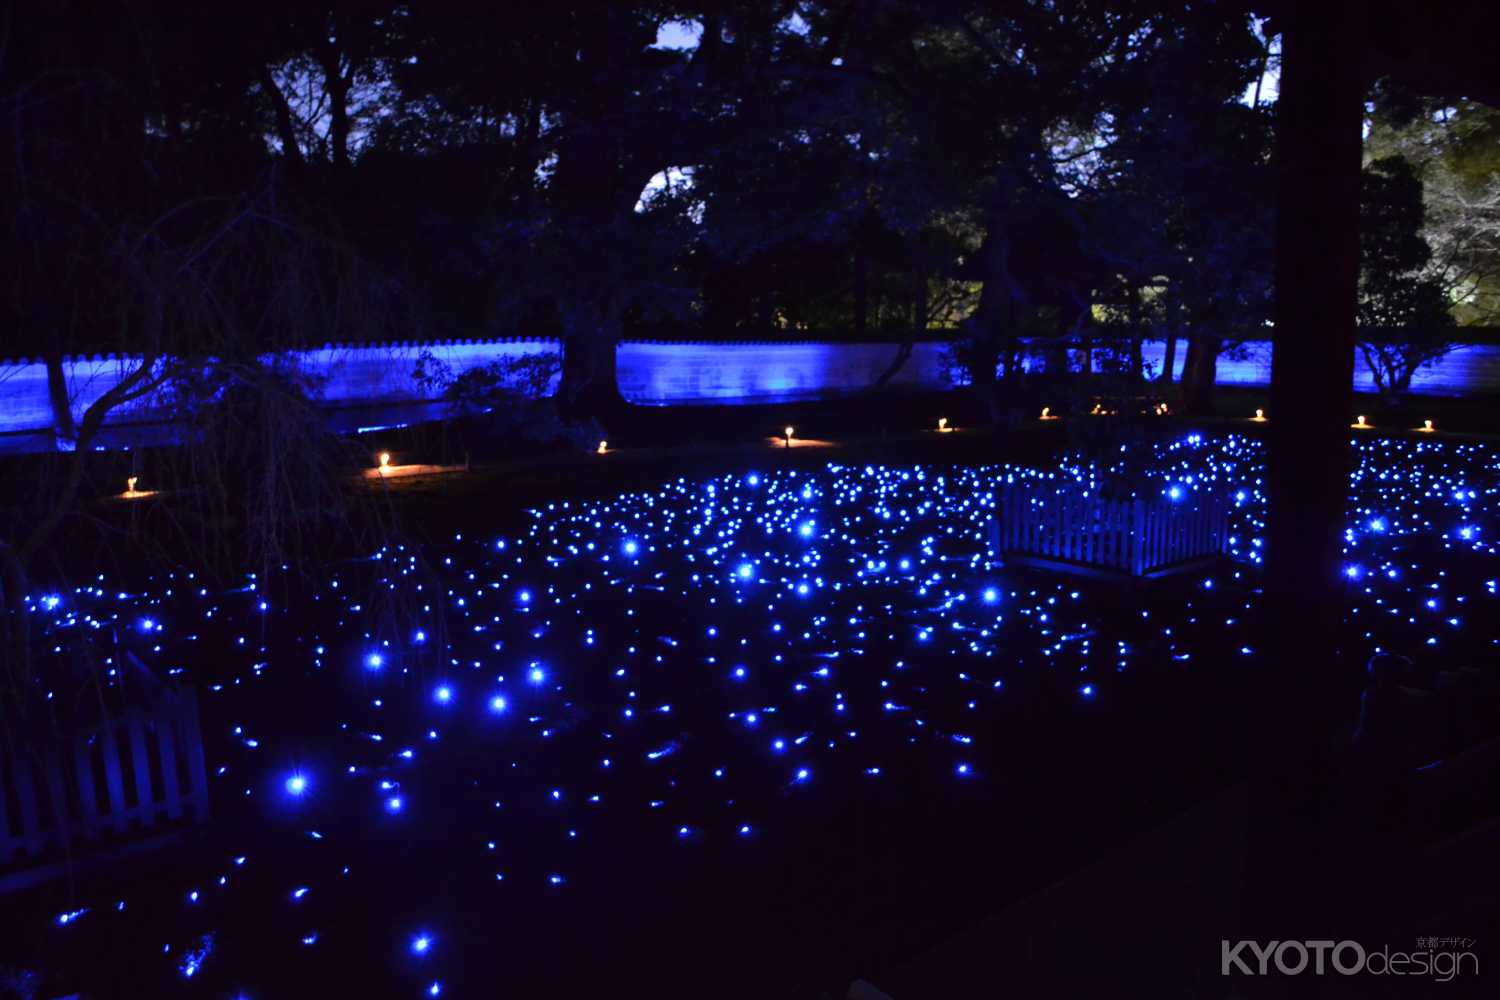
[1247,0,1366,930]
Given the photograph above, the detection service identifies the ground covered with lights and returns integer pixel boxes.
[7,433,1499,998]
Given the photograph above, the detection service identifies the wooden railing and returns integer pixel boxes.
[995,484,1227,578]
[1,688,209,876]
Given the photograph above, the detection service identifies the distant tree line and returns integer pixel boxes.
[5,3,1490,427]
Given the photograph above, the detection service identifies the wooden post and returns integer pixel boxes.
[13,753,45,857]
[158,708,183,821]
[1251,0,1367,932]
[74,730,101,838]
[180,690,211,822]
[99,718,128,833]
[1131,498,1145,576]
[42,744,72,853]
[127,711,154,826]
[0,754,14,863]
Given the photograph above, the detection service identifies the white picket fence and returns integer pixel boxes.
[0,689,208,875]
[994,484,1227,578]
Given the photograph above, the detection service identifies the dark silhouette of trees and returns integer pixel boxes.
[0,2,399,708]
[1357,155,1456,402]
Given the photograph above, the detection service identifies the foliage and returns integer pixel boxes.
[1366,88,1500,325]
[0,14,401,719]
[1358,156,1458,400]
[413,350,601,453]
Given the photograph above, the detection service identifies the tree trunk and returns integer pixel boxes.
[1247,0,1366,933]
[558,298,625,427]
[1159,330,1177,383]
[315,40,351,171]
[852,243,869,339]
[328,72,351,171]
[1160,288,1180,383]
[44,351,75,446]
[258,67,305,171]
[912,261,929,332]
[1180,334,1219,415]
[1127,284,1144,382]
[872,342,914,390]
[968,214,1024,426]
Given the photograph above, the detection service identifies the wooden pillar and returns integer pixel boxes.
[1247,0,1367,931]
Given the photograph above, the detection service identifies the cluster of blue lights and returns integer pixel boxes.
[22,433,1500,995]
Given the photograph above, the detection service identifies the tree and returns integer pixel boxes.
[371,5,859,425]
[792,2,1271,423]
[1365,89,1500,325]
[1357,155,1457,402]
[1082,15,1274,415]
[0,2,396,721]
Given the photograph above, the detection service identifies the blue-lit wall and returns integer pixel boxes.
[2,338,1498,453]
[617,341,953,404]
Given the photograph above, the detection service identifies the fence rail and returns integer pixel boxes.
[1,689,209,873]
[995,484,1227,578]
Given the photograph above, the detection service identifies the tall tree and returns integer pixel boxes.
[1357,155,1456,401]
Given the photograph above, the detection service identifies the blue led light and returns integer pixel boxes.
[29,431,1500,995]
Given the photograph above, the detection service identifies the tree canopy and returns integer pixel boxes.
[2,2,1494,425]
